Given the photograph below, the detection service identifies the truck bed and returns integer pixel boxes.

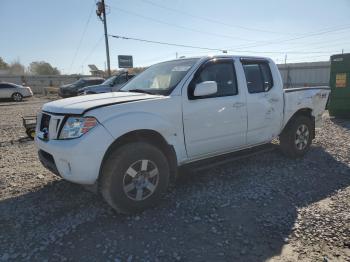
[283,86,330,128]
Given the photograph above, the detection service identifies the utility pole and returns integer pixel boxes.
[96,0,111,77]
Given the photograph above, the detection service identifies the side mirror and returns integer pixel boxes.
[193,81,217,97]
[264,81,272,91]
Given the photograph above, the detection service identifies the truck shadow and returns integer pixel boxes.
[1,146,349,261]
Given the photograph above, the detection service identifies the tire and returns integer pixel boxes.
[100,142,170,214]
[12,92,23,102]
[279,115,313,158]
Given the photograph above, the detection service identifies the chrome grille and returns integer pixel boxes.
[38,113,64,140]
[40,113,51,132]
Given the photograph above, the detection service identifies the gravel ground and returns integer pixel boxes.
[0,97,349,262]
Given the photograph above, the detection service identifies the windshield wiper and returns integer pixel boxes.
[128,89,153,95]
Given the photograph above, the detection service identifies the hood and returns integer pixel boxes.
[42,92,162,115]
[60,84,73,89]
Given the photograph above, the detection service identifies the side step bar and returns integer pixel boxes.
[182,143,278,172]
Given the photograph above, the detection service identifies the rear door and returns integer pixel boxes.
[0,83,14,98]
[241,59,283,145]
[182,58,247,159]
[0,84,7,97]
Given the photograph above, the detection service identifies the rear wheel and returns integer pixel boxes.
[100,142,170,214]
[280,116,313,158]
[12,92,23,102]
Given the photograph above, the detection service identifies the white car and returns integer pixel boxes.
[0,82,33,101]
[35,56,330,213]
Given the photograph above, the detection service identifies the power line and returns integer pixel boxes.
[285,40,350,51]
[140,0,294,35]
[109,3,350,53]
[109,34,228,52]
[226,24,350,50]
[81,35,104,67]
[68,2,95,74]
[108,5,254,42]
[279,34,350,48]
[109,34,339,55]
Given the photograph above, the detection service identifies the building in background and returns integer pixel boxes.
[278,61,330,88]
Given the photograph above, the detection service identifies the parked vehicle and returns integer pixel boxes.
[78,72,136,95]
[0,82,33,102]
[22,115,37,139]
[58,77,104,98]
[35,56,330,214]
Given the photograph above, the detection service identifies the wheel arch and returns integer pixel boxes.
[12,91,22,96]
[98,129,178,184]
[282,108,315,138]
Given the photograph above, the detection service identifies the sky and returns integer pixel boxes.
[1,0,350,75]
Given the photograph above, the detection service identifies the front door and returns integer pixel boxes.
[182,58,247,159]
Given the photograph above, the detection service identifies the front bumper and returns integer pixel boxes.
[35,124,114,184]
[21,89,33,98]
[38,150,60,176]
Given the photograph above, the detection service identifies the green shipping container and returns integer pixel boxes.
[328,53,350,117]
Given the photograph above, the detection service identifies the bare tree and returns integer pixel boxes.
[9,61,25,75]
[28,61,60,75]
[0,57,9,69]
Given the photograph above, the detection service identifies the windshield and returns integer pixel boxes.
[120,58,199,95]
[102,75,117,85]
[71,79,85,87]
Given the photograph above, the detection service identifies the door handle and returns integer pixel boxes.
[232,102,245,108]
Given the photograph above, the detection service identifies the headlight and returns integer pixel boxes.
[59,117,98,139]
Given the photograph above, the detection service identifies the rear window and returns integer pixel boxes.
[88,79,104,85]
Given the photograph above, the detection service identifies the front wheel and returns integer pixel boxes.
[100,142,170,214]
[12,92,23,102]
[279,116,313,158]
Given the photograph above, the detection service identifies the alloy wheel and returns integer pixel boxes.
[295,124,310,150]
[122,159,159,201]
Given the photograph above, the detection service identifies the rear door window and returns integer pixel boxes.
[242,62,273,93]
[0,84,14,89]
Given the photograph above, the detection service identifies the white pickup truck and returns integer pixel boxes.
[35,56,330,213]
